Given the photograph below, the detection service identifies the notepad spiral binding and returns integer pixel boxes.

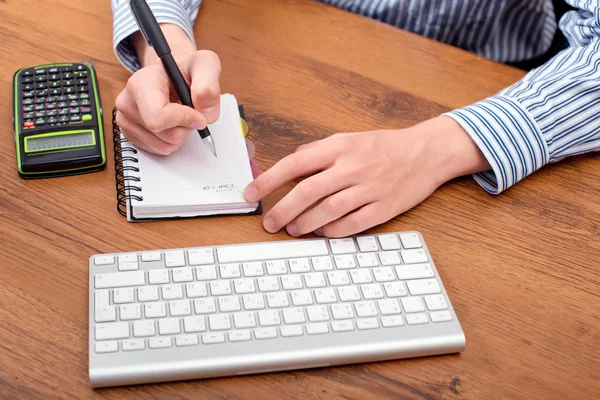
[112,107,143,216]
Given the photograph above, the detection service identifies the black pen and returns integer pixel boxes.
[129,0,217,157]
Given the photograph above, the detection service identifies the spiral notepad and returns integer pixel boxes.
[113,94,261,221]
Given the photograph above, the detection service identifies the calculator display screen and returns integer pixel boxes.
[24,130,95,153]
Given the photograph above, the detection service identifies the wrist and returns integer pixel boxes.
[133,24,196,67]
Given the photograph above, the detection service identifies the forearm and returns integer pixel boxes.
[133,24,196,67]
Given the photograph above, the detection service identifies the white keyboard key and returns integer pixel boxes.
[357,318,379,330]
[194,298,216,314]
[217,240,328,263]
[113,288,134,304]
[144,302,167,318]
[327,271,350,286]
[329,238,356,254]
[281,275,303,290]
[356,236,378,252]
[141,252,161,262]
[188,248,214,265]
[291,290,313,306]
[149,337,172,349]
[306,323,329,335]
[183,316,206,332]
[233,312,256,328]
[406,313,429,325]
[176,334,199,347]
[350,269,373,284]
[219,296,241,312]
[289,258,310,273]
[172,267,194,283]
[373,267,395,282]
[355,301,377,318]
[242,262,264,277]
[258,276,280,292]
[281,325,304,337]
[338,286,361,302]
[148,269,169,285]
[401,297,425,313]
[430,311,453,323]
[133,320,155,337]
[234,278,256,294]
[95,306,116,323]
[361,284,384,300]
[94,255,115,266]
[384,282,407,297]
[379,251,401,266]
[118,262,138,271]
[258,310,281,326]
[283,308,306,324]
[424,295,448,311]
[265,260,287,275]
[210,281,232,296]
[158,318,181,335]
[95,322,129,340]
[120,304,142,320]
[162,284,184,300]
[357,253,379,268]
[118,254,137,264]
[229,330,252,342]
[311,256,333,271]
[378,234,401,250]
[196,265,217,281]
[220,263,241,279]
[95,341,118,353]
[334,255,356,269]
[202,332,225,344]
[255,328,278,339]
[169,300,192,316]
[209,314,231,331]
[395,263,434,280]
[122,339,145,351]
[315,288,337,304]
[242,294,265,310]
[307,305,330,322]
[378,299,402,315]
[399,233,422,249]
[95,271,145,289]
[331,321,354,332]
[267,292,290,308]
[381,315,404,328]
[401,249,428,264]
[185,282,207,298]
[94,289,110,308]
[165,251,185,267]
[331,304,354,320]
[304,273,326,288]
[138,286,159,302]
[407,279,441,295]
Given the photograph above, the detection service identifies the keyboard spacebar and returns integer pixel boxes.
[217,240,329,263]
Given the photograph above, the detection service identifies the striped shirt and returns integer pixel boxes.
[111,0,600,194]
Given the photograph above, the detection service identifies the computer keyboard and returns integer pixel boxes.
[89,231,465,387]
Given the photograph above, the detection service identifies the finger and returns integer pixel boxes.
[154,126,194,145]
[286,185,373,237]
[188,50,222,123]
[262,169,350,234]
[116,112,179,155]
[315,202,388,238]
[115,89,144,126]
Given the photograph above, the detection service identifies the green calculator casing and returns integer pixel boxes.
[12,62,106,178]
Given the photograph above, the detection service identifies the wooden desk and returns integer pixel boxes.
[1,0,598,398]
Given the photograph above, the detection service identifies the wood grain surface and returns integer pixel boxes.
[1,0,599,399]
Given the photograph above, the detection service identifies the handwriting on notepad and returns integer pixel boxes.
[202,184,236,192]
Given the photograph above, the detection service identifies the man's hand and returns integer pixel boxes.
[244,116,491,238]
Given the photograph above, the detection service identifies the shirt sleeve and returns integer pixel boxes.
[111,0,203,72]
[444,0,600,194]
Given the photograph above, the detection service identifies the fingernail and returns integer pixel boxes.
[314,228,324,236]
[263,217,277,233]
[287,223,298,237]
[191,120,206,130]
[245,185,258,201]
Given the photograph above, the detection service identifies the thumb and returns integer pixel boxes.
[163,103,207,130]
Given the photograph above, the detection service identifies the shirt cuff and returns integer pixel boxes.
[444,96,550,194]
[112,0,196,73]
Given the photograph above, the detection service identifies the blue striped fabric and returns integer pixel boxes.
[111,0,600,194]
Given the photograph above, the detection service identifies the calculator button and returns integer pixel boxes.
[22,105,34,112]
[70,107,80,114]
[79,93,90,100]
[57,101,68,108]
[49,74,60,81]
[77,79,88,85]
[70,115,81,122]
[35,76,46,82]
[35,69,46,75]
[23,112,34,119]
[63,72,73,79]
[37,89,48,97]
[77,86,89,93]
[69,100,79,107]
[80,99,91,106]
[24,121,35,128]
[23,99,33,106]
[23,91,34,98]
[63,80,74,87]
[34,111,45,118]
[67,94,78,100]
[34,104,45,111]
[76,65,85,71]
[50,81,61,88]
[50,89,61,95]
[23,84,34,91]
[47,117,58,124]
[34,98,45,104]
[35,118,46,125]
[81,106,91,113]
[61,66,73,72]
[46,103,57,110]
[48,67,59,74]
[45,96,56,102]
[35,83,47,89]
[22,77,33,84]
[46,110,57,117]
[58,108,69,115]
[82,114,93,122]
[65,87,75,94]
[23,70,33,77]
[57,95,67,101]
[59,116,69,123]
